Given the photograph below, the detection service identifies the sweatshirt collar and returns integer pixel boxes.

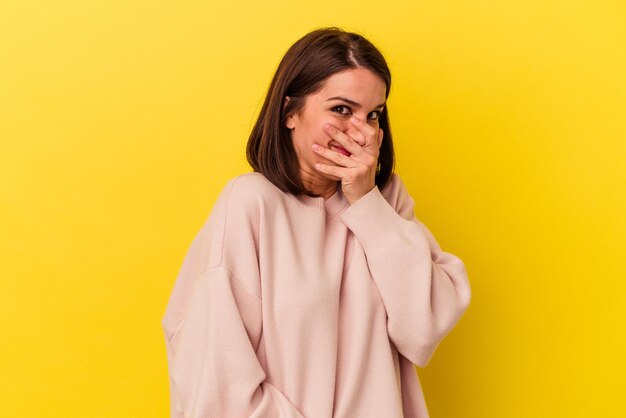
[295,182,349,219]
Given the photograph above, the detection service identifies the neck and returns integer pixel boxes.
[299,168,338,200]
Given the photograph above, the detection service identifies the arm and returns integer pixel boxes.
[162,265,305,418]
[339,174,472,367]
[161,177,305,417]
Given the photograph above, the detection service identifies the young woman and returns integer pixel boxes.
[161,26,471,418]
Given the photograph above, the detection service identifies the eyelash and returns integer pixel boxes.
[331,105,382,120]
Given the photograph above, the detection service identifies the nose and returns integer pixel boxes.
[348,128,366,146]
[341,119,368,146]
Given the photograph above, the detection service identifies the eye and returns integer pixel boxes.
[330,105,384,121]
[369,110,381,120]
[331,105,351,116]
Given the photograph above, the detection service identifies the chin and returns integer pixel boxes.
[311,166,339,182]
[322,172,342,182]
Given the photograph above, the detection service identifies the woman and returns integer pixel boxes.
[161,27,471,418]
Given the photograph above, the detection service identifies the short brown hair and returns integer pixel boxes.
[246,27,395,197]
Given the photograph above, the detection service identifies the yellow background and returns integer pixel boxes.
[1,1,625,417]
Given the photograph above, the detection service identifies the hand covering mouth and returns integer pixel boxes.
[331,144,351,157]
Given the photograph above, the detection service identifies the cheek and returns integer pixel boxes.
[303,116,329,138]
[315,119,338,141]
[323,117,353,138]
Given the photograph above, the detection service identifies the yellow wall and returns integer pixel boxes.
[1,1,624,417]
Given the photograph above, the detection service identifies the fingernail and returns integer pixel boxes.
[351,116,358,123]
[312,144,320,151]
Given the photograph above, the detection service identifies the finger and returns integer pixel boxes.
[314,162,348,178]
[349,116,377,146]
[323,123,362,155]
[312,143,357,167]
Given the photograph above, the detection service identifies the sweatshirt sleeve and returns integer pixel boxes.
[161,178,305,418]
[338,173,472,368]
[163,266,305,418]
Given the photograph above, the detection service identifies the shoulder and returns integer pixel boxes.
[380,172,406,198]
[194,173,275,272]
[206,171,292,231]
[217,172,283,213]
[229,171,279,195]
[379,172,415,216]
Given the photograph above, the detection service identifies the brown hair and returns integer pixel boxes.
[246,26,395,197]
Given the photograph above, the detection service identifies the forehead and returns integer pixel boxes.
[315,68,386,103]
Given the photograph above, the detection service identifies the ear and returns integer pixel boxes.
[284,96,295,129]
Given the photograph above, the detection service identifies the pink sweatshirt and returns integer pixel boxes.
[161,172,471,418]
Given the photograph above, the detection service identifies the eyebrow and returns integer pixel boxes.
[326,96,386,110]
